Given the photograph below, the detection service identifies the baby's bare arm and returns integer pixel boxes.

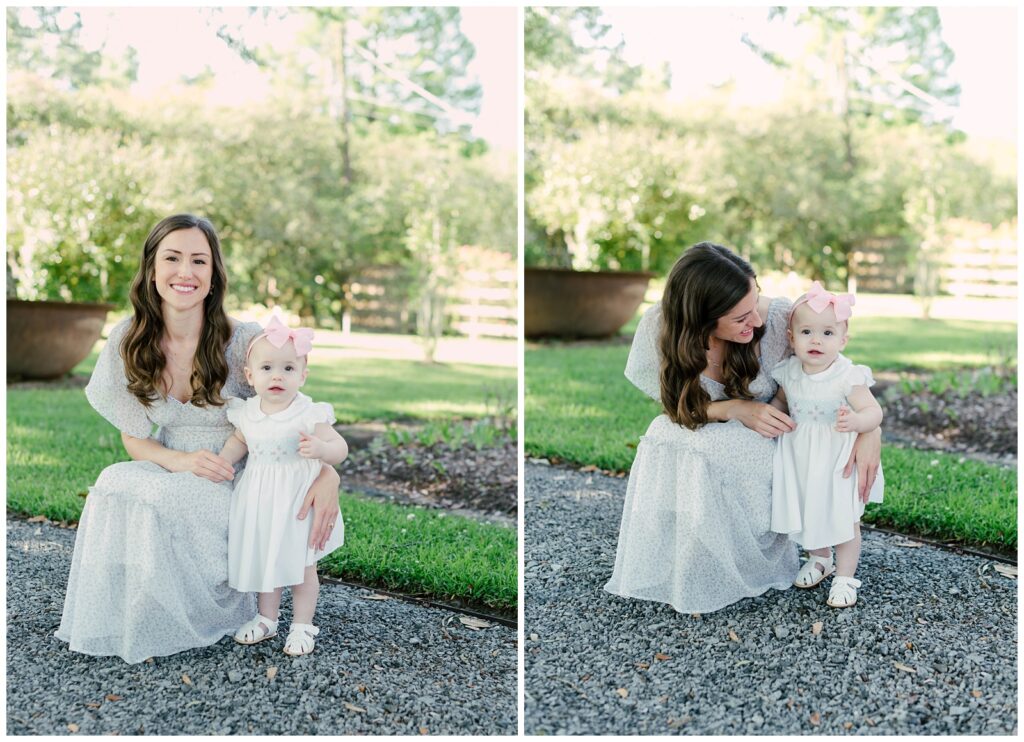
[769,385,788,413]
[836,385,883,434]
[298,423,349,465]
[218,429,249,466]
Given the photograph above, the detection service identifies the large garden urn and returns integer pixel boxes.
[524,267,655,339]
[7,299,115,380]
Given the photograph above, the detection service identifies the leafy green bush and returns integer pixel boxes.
[7,77,515,330]
[7,124,181,302]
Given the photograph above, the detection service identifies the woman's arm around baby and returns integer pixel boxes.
[837,383,883,503]
[295,425,347,551]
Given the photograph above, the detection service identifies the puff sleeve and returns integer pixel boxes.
[83,319,156,439]
[844,363,876,396]
[759,297,794,371]
[225,396,246,429]
[303,401,337,433]
[770,356,797,389]
[624,304,663,402]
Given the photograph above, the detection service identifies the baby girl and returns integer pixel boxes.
[219,316,347,654]
[769,283,885,608]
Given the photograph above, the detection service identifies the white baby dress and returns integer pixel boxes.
[226,392,345,592]
[770,353,885,550]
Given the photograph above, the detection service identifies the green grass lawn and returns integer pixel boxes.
[526,343,654,472]
[845,317,1016,370]
[8,345,517,611]
[863,447,1016,551]
[305,359,516,423]
[526,315,1017,551]
[323,495,516,610]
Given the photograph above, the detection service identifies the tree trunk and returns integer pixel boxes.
[417,214,445,363]
[341,281,352,335]
[337,16,353,188]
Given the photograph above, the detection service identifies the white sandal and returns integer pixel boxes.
[283,623,320,656]
[234,614,279,645]
[827,576,862,608]
[793,554,835,588]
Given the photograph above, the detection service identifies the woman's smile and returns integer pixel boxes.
[713,279,762,344]
[153,228,213,308]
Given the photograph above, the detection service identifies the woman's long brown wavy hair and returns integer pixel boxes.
[659,242,766,430]
[121,214,231,408]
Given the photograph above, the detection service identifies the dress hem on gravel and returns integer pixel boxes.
[603,577,795,616]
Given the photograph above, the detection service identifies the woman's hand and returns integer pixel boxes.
[730,400,796,439]
[297,464,341,551]
[844,427,882,503]
[171,449,236,482]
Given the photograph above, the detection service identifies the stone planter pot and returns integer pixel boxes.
[525,267,655,339]
[7,299,115,380]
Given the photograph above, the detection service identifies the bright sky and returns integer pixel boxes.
[24,5,1016,147]
[62,5,518,152]
[600,5,1017,143]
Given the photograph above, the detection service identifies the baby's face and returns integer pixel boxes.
[244,337,308,404]
[788,302,848,372]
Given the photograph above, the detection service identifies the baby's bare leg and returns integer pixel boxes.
[290,566,320,625]
[257,588,284,622]
[834,522,862,577]
[807,545,832,574]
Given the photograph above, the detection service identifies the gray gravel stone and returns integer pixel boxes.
[7,517,516,735]
[524,462,1017,735]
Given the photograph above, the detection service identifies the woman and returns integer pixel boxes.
[604,242,881,614]
[56,214,341,663]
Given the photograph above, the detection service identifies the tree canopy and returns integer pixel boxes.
[7,8,515,345]
[525,7,1015,284]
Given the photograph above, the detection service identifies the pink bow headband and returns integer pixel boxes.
[791,281,855,323]
[246,315,315,359]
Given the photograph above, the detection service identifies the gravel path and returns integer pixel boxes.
[524,461,1017,735]
[7,517,517,736]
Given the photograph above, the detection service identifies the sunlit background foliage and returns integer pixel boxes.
[525,7,1016,291]
[7,7,516,352]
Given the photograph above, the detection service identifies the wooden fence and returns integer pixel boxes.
[347,245,517,338]
[850,219,1017,298]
